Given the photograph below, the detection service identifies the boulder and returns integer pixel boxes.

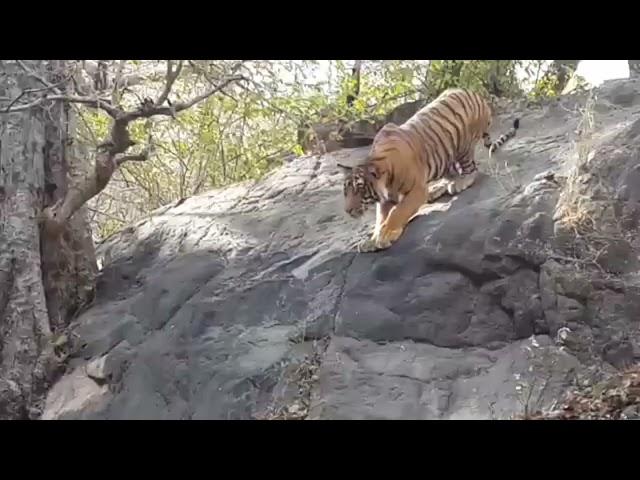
[43,78,640,419]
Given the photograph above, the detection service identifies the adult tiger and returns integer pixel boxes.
[339,87,520,252]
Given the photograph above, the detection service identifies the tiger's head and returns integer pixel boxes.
[338,163,385,218]
[338,123,405,218]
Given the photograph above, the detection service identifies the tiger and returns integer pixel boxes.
[338,87,520,253]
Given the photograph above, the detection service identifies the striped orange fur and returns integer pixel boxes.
[339,88,520,252]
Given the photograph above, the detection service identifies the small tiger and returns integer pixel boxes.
[339,88,520,252]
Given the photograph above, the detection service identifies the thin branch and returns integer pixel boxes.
[119,73,245,122]
[16,60,58,92]
[190,60,246,79]
[2,60,247,239]
[86,206,128,224]
[156,60,183,107]
[115,153,148,166]
[40,63,246,237]
[56,95,121,117]
[2,95,47,113]
[4,90,33,112]
[1,93,119,116]
[168,74,244,112]
[3,63,244,122]
[111,60,126,105]
[73,105,101,146]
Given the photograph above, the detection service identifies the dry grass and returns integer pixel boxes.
[483,146,520,195]
[253,336,329,420]
[522,365,640,420]
[550,91,637,276]
[511,337,575,419]
[554,90,598,235]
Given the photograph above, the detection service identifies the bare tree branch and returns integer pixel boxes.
[3,92,41,113]
[111,60,127,105]
[2,60,247,238]
[188,60,246,87]
[119,73,245,123]
[115,152,148,165]
[156,60,183,107]
[37,65,246,236]
[87,205,128,224]
[74,105,101,146]
[2,93,119,116]
[58,95,121,117]
[17,60,60,92]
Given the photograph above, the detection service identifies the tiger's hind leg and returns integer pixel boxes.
[363,186,427,251]
[445,169,478,196]
[425,151,478,202]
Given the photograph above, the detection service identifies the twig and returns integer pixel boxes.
[1,93,119,116]
[156,60,183,107]
[115,152,148,166]
[548,253,607,275]
[4,74,72,112]
[119,74,245,123]
[74,105,101,146]
[2,94,47,113]
[16,60,59,92]
[111,60,126,105]
[86,206,127,224]
[39,65,246,236]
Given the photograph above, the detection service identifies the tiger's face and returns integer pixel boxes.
[338,164,382,218]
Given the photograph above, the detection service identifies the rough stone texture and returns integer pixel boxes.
[308,335,580,420]
[42,79,640,420]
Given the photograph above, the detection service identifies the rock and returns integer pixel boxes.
[600,80,638,107]
[40,79,640,420]
[299,98,428,154]
[384,99,426,125]
[85,355,108,381]
[602,339,635,369]
[621,405,640,419]
[308,336,580,420]
[596,239,639,274]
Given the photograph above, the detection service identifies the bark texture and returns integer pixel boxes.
[0,60,95,419]
[0,61,54,418]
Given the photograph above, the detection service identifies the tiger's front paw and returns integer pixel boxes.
[376,224,403,249]
[356,225,403,253]
[356,237,380,253]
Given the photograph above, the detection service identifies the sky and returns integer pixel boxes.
[574,60,629,86]
[313,60,630,90]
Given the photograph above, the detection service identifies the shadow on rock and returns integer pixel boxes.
[43,78,640,420]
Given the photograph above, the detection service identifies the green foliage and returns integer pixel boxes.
[425,60,523,99]
[80,59,570,241]
[97,218,123,240]
[526,60,581,99]
[529,73,562,99]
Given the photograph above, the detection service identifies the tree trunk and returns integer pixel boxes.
[0,60,96,419]
[346,60,362,107]
[551,60,580,93]
[628,61,640,79]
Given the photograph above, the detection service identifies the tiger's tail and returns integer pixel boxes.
[483,118,520,158]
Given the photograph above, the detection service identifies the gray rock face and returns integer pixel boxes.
[43,79,640,420]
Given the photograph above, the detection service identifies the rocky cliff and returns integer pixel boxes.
[43,79,640,420]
